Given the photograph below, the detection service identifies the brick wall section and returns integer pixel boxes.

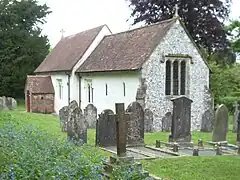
[31,94,54,114]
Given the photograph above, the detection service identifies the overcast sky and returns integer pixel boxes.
[39,0,240,47]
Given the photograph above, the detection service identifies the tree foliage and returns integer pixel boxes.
[0,0,51,98]
[226,19,240,54]
[210,62,240,105]
[127,0,232,54]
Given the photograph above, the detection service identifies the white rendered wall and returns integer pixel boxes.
[70,25,112,105]
[50,73,69,113]
[141,19,210,131]
[80,72,141,114]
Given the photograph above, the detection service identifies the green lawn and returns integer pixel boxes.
[1,103,240,180]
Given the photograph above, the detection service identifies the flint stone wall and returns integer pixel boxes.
[141,20,210,131]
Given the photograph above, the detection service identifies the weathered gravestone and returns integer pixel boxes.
[162,112,172,132]
[0,97,7,110]
[169,96,193,144]
[144,108,153,132]
[135,78,147,109]
[201,109,214,132]
[84,104,97,128]
[237,113,240,145]
[96,109,116,147]
[212,104,229,142]
[66,100,87,144]
[201,85,214,132]
[59,106,69,132]
[126,102,144,146]
[5,97,17,110]
[115,103,128,157]
[233,101,239,133]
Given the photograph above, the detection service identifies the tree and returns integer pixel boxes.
[0,0,51,98]
[127,0,232,54]
[226,19,240,54]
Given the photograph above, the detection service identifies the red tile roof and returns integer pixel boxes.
[77,18,176,73]
[25,75,54,94]
[34,25,105,73]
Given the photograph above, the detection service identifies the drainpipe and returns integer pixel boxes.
[78,74,82,108]
[66,72,71,105]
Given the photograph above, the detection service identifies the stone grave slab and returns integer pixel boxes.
[233,101,239,133]
[96,109,115,147]
[84,104,97,128]
[169,96,193,146]
[212,104,229,142]
[126,101,144,146]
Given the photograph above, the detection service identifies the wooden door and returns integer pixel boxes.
[26,90,30,112]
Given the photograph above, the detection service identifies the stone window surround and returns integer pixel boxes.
[56,79,63,100]
[84,79,93,103]
[164,54,192,99]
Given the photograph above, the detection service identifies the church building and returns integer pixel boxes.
[26,15,212,131]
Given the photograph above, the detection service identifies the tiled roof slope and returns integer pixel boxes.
[25,75,54,94]
[77,18,176,73]
[34,25,104,73]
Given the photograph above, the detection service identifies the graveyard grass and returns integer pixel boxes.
[1,101,239,180]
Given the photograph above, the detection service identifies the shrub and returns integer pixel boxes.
[110,163,148,180]
[0,118,150,180]
[0,122,104,179]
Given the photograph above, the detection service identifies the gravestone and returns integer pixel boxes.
[212,104,229,142]
[0,96,8,110]
[169,96,193,144]
[237,113,240,145]
[135,78,147,109]
[84,104,97,128]
[59,106,69,132]
[95,109,115,147]
[162,112,172,132]
[66,100,87,144]
[126,102,144,146]
[233,101,239,133]
[115,103,127,157]
[201,109,213,132]
[144,108,153,132]
[201,85,214,132]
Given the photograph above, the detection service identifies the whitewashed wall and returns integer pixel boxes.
[70,25,112,105]
[80,72,140,114]
[50,73,69,113]
[141,19,210,131]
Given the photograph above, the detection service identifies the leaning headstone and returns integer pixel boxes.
[66,100,87,144]
[212,104,229,142]
[144,108,153,132]
[162,112,172,132]
[233,101,239,133]
[169,96,193,145]
[95,109,115,147]
[59,106,69,132]
[84,104,97,128]
[126,102,144,146]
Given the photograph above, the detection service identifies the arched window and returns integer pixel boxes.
[180,61,186,95]
[165,60,171,95]
[123,82,126,96]
[88,84,91,103]
[173,60,179,95]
